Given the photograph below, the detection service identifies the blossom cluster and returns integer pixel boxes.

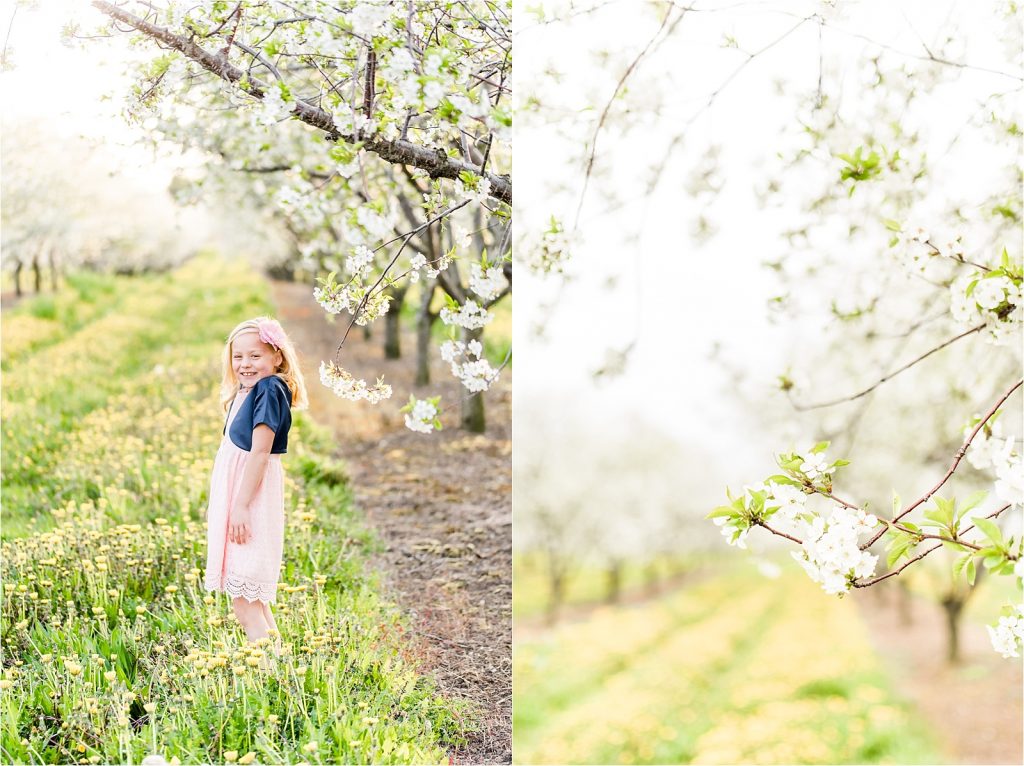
[440,339,500,393]
[440,300,493,330]
[792,508,879,595]
[318,361,392,403]
[964,417,1023,509]
[401,396,442,434]
[313,274,392,326]
[986,604,1024,659]
[469,263,506,301]
[950,269,1023,346]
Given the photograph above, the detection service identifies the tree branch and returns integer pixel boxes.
[788,324,985,411]
[91,1,511,205]
[860,378,1024,549]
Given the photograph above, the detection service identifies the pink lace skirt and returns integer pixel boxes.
[203,436,285,604]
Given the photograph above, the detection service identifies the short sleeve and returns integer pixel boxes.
[251,377,287,434]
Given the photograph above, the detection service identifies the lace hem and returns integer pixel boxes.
[204,573,277,604]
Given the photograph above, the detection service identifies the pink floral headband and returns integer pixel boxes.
[256,318,287,351]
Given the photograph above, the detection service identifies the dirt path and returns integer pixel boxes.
[856,586,1023,765]
[271,280,512,765]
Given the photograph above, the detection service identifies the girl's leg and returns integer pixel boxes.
[231,597,271,643]
[261,602,283,655]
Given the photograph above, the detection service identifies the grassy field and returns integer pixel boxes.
[1,254,470,764]
[514,567,944,765]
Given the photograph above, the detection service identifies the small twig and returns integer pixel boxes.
[789,324,984,411]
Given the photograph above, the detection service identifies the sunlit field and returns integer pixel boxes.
[513,565,944,765]
[1,254,470,764]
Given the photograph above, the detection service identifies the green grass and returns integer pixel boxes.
[514,567,945,765]
[1,254,470,764]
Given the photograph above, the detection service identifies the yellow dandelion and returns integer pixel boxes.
[104,671,117,683]
[232,666,246,676]
[224,751,238,762]
[0,680,13,690]
[14,620,28,630]
[136,605,147,615]
[267,714,279,724]
[143,702,157,714]
[238,752,256,764]
[164,585,178,594]
[301,742,318,753]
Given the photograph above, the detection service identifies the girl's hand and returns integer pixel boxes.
[229,507,253,545]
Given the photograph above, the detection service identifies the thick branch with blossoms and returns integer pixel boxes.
[91,1,512,205]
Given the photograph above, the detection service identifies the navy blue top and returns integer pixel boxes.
[223,374,292,454]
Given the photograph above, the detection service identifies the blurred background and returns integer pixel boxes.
[513,1,1023,763]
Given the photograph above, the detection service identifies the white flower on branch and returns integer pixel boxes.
[765,482,806,522]
[348,3,393,39]
[440,339,499,393]
[440,300,493,329]
[469,263,506,301]
[791,507,878,595]
[319,361,391,404]
[986,607,1024,659]
[950,270,1023,346]
[799,452,832,480]
[345,246,374,278]
[402,397,441,434]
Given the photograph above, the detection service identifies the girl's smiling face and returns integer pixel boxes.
[231,330,283,386]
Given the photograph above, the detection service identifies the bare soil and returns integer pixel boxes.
[857,585,1024,765]
[271,280,512,765]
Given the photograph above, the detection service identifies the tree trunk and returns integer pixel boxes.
[940,594,965,664]
[383,286,406,359]
[14,262,23,297]
[32,254,42,293]
[546,561,566,627]
[460,326,486,432]
[416,282,435,386]
[605,561,622,604]
[362,324,372,341]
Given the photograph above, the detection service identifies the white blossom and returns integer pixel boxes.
[987,607,1024,659]
[404,398,438,433]
[791,507,878,595]
[319,361,392,403]
[469,263,506,301]
[439,339,500,392]
[440,300,493,329]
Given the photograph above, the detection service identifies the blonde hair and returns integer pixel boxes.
[220,316,309,412]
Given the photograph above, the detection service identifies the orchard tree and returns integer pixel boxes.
[81,0,512,432]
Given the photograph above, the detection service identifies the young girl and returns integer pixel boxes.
[203,317,308,651]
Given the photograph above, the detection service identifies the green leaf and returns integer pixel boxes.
[706,506,735,520]
[958,490,987,518]
[883,219,902,233]
[972,516,1004,547]
[810,441,830,454]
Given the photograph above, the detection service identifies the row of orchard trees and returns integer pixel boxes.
[516,0,1022,661]
[58,0,512,432]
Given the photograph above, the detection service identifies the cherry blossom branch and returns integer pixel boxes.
[854,504,1014,587]
[334,200,471,357]
[788,324,984,411]
[753,519,803,545]
[861,377,1024,549]
[91,1,512,205]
